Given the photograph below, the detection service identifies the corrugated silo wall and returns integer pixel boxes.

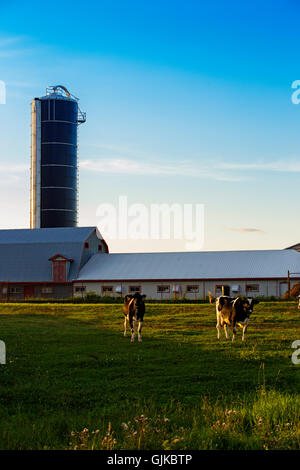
[40,97,78,227]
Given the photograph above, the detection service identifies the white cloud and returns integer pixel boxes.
[219,160,300,172]
[0,35,35,59]
[80,158,245,182]
[80,148,300,182]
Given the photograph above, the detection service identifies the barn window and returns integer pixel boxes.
[85,242,89,249]
[216,285,230,295]
[75,286,86,293]
[232,285,240,293]
[129,286,141,293]
[41,287,53,294]
[186,285,199,293]
[98,244,102,251]
[157,285,170,293]
[9,287,23,294]
[246,284,259,292]
[102,286,113,294]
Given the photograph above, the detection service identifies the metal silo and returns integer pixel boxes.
[30,86,86,228]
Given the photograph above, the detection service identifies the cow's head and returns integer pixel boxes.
[245,297,258,316]
[125,292,146,316]
[132,292,146,314]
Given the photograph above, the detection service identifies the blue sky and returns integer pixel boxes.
[0,0,299,252]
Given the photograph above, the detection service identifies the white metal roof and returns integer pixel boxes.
[76,249,300,281]
[0,227,99,282]
[0,227,96,244]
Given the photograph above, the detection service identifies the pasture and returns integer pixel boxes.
[0,301,299,450]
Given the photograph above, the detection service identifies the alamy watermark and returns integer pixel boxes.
[290,84,300,363]
[96,196,204,250]
[291,340,300,365]
[0,341,6,365]
[291,80,300,104]
[0,81,6,104]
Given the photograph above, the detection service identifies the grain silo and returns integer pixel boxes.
[30,86,86,228]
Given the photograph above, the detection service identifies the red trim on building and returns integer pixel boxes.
[48,254,73,262]
[72,277,300,283]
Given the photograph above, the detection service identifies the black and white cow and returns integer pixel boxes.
[216,296,255,342]
[123,292,146,342]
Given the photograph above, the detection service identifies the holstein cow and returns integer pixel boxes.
[216,296,255,342]
[123,292,146,342]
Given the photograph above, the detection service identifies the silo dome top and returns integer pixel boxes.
[39,85,79,102]
[36,85,86,124]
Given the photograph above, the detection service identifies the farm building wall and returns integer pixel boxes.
[79,230,108,269]
[72,278,299,299]
[0,283,73,301]
[33,284,73,299]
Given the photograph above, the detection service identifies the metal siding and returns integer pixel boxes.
[31,93,80,229]
[74,279,290,300]
[76,250,300,281]
[34,284,72,299]
[0,227,97,244]
[40,97,78,228]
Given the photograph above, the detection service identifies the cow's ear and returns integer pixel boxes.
[141,294,146,299]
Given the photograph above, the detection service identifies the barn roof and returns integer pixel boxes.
[0,227,95,244]
[0,227,98,282]
[76,249,300,281]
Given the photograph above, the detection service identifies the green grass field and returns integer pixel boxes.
[0,302,299,450]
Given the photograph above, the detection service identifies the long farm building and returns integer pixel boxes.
[0,227,299,300]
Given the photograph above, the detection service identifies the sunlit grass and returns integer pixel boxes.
[0,301,299,449]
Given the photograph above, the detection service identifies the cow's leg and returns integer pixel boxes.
[138,321,143,342]
[124,316,127,337]
[216,322,221,339]
[242,326,247,341]
[216,312,222,339]
[130,317,135,342]
[232,322,237,342]
[242,319,249,341]
[223,323,229,340]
